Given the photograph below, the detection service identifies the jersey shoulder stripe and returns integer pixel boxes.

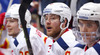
[57,37,69,50]
[93,43,100,55]
[74,43,85,49]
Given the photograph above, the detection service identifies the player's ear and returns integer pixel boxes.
[62,18,67,28]
[20,25,22,28]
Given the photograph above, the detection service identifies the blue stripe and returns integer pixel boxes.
[57,37,69,50]
[14,38,19,47]
[27,28,31,36]
[79,16,88,19]
[74,43,85,49]
[93,43,100,55]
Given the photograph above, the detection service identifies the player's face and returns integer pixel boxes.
[78,19,98,44]
[6,18,20,38]
[45,14,61,38]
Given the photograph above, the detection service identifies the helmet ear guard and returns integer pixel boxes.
[60,18,69,30]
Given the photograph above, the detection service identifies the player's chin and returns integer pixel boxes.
[8,32,13,36]
[47,32,53,36]
[8,33,13,36]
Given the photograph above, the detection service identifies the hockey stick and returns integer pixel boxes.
[19,0,33,55]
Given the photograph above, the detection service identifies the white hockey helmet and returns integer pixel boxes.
[77,2,100,21]
[73,2,100,44]
[41,2,71,29]
[5,4,31,28]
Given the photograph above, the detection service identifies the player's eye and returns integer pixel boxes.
[78,22,83,27]
[86,23,92,28]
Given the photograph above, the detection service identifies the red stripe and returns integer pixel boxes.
[64,28,69,33]
[0,51,4,55]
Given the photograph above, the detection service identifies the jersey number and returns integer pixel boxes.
[20,51,29,55]
[65,51,70,55]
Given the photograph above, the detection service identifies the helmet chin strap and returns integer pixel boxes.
[59,22,69,37]
[54,22,69,41]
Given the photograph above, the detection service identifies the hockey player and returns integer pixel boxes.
[41,2,78,55]
[0,12,14,55]
[65,2,100,55]
[5,4,47,55]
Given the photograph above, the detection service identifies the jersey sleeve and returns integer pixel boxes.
[30,26,47,55]
[30,25,48,44]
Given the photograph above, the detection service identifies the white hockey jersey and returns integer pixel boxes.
[65,41,100,55]
[35,28,78,55]
[51,29,78,55]
[30,28,78,55]
[8,25,48,55]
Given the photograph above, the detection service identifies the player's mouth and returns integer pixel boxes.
[8,28,12,32]
[46,27,52,31]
